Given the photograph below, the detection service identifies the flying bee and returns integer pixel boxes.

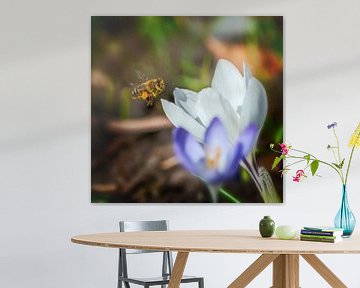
[131,77,166,107]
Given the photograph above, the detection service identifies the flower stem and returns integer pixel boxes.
[333,128,345,181]
[242,158,280,203]
[284,159,306,169]
[219,188,241,203]
[345,129,360,185]
[243,158,262,192]
[330,148,338,164]
[286,155,343,182]
[333,128,342,164]
[345,145,356,185]
[207,185,219,203]
[291,148,317,159]
[271,146,344,182]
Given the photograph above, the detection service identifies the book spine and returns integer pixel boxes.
[300,234,337,240]
[300,237,337,243]
[301,230,336,236]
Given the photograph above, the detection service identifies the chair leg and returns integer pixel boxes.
[118,250,122,288]
[198,278,204,288]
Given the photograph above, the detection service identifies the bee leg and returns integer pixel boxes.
[146,96,154,107]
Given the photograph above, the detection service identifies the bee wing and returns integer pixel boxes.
[135,70,148,82]
[123,68,149,88]
[122,73,136,88]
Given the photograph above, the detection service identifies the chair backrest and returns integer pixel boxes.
[118,220,174,281]
[119,220,169,254]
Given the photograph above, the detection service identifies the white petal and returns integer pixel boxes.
[195,88,241,144]
[241,78,268,131]
[243,62,253,87]
[174,88,198,103]
[240,63,253,113]
[211,59,245,113]
[173,88,198,119]
[161,99,205,141]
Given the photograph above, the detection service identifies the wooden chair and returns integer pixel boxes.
[118,220,204,288]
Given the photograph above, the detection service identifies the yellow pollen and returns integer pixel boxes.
[206,146,222,169]
[349,122,360,148]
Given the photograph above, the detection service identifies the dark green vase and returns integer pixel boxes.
[259,216,275,237]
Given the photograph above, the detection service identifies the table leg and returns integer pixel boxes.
[301,254,347,288]
[168,252,189,288]
[228,254,279,288]
[272,254,299,288]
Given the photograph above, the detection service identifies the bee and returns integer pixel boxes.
[131,77,166,107]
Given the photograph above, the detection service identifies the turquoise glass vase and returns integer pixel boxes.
[334,185,356,237]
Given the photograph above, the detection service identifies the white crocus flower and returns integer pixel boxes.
[161,59,281,203]
[161,59,267,146]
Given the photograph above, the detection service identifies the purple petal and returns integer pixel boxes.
[327,122,337,129]
[201,170,228,185]
[225,123,258,174]
[173,127,205,175]
[204,117,229,172]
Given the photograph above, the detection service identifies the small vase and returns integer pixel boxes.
[334,185,356,237]
[259,216,275,237]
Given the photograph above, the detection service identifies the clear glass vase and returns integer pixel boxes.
[334,185,356,237]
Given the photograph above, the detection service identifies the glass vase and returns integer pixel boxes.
[334,185,356,237]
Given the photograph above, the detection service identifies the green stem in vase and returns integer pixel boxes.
[345,145,356,186]
[345,128,360,185]
[286,155,343,181]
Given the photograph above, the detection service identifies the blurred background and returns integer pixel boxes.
[91,16,283,203]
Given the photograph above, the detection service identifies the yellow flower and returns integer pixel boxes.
[349,122,360,148]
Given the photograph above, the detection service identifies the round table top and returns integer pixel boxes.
[71,230,360,254]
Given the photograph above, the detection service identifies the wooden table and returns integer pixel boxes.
[71,230,360,288]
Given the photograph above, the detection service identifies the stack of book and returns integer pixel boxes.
[300,226,344,243]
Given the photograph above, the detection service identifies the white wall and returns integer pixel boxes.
[1,0,360,287]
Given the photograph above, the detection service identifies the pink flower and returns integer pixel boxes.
[279,143,289,155]
[293,169,305,182]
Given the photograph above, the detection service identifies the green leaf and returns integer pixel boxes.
[270,143,274,149]
[332,163,340,169]
[272,155,284,170]
[304,154,311,164]
[332,159,345,169]
[310,160,319,176]
[339,158,345,169]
